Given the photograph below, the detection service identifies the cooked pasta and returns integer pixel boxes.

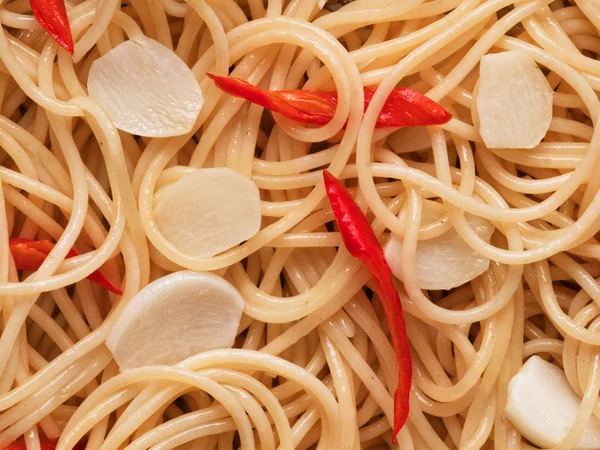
[0,0,599,449]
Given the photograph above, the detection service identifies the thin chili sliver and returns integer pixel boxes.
[6,438,59,450]
[30,0,74,54]
[322,170,412,443]
[207,74,452,128]
[9,238,122,295]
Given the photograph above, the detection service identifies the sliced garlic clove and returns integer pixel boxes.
[153,168,262,259]
[106,271,245,371]
[506,356,600,449]
[384,201,494,290]
[387,127,450,153]
[87,36,203,137]
[476,50,552,149]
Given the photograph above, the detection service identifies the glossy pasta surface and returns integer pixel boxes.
[0,0,598,449]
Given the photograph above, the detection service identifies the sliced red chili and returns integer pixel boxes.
[207,74,451,128]
[9,238,122,295]
[322,170,412,443]
[5,438,58,450]
[30,0,74,54]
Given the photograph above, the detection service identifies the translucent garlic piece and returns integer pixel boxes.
[383,201,494,290]
[388,127,450,153]
[87,36,203,137]
[106,271,245,370]
[153,168,261,259]
[476,50,552,149]
[506,356,600,449]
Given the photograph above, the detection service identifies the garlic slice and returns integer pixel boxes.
[388,127,450,153]
[87,36,203,137]
[506,356,600,449]
[153,168,262,259]
[476,50,552,149]
[383,201,494,290]
[106,271,245,370]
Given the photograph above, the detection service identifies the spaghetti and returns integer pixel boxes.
[0,0,598,449]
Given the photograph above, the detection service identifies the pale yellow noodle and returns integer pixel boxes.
[0,0,599,449]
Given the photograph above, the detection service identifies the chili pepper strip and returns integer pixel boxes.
[30,0,74,54]
[322,171,412,443]
[9,238,122,295]
[207,74,451,128]
[6,438,59,450]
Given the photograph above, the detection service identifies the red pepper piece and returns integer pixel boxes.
[207,74,451,128]
[9,238,122,295]
[30,0,74,54]
[322,171,412,443]
[5,438,58,450]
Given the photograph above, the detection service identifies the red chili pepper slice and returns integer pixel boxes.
[322,171,412,443]
[207,74,451,128]
[30,0,74,54]
[6,438,58,450]
[9,238,122,295]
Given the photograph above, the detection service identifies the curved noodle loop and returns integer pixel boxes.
[0,0,599,449]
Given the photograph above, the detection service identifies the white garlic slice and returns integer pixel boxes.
[383,201,494,290]
[506,356,600,449]
[476,50,552,149]
[106,271,245,370]
[87,36,203,137]
[153,168,262,259]
[388,127,450,153]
